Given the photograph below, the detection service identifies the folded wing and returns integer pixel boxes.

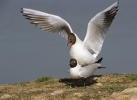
[21,8,73,39]
[84,1,119,56]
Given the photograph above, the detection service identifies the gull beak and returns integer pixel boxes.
[67,41,72,47]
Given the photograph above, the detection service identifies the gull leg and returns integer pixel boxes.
[83,78,87,87]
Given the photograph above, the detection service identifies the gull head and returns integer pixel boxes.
[67,33,76,47]
[69,59,77,68]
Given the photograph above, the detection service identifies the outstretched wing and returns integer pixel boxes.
[84,1,119,56]
[21,8,73,39]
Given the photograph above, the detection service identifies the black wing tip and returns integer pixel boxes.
[20,8,24,13]
[98,67,106,69]
[95,57,103,63]
[26,17,31,20]
[104,2,119,25]
[30,22,34,24]
[20,9,23,13]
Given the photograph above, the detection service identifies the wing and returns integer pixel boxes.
[79,66,96,78]
[79,63,102,78]
[84,1,119,56]
[21,8,73,39]
[79,70,90,78]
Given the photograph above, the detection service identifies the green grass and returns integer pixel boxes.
[99,85,127,94]
[35,76,53,82]
[0,89,3,93]
[126,74,137,81]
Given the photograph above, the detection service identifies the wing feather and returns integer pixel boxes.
[21,8,73,39]
[84,1,119,56]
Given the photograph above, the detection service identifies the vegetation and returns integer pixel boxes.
[35,76,53,82]
[0,74,137,100]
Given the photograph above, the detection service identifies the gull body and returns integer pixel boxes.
[69,58,104,79]
[21,1,119,67]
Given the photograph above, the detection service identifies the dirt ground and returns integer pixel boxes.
[0,73,137,100]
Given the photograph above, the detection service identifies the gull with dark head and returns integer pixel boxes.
[69,58,105,79]
[21,1,119,67]
[69,57,105,86]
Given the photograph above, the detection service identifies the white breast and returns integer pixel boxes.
[69,64,82,79]
[70,39,96,66]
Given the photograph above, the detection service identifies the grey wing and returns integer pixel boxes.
[84,1,119,56]
[21,8,73,39]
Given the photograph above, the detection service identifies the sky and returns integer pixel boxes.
[0,0,137,84]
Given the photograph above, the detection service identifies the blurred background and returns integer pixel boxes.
[0,0,137,84]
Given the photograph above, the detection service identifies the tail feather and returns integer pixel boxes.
[95,57,103,63]
[98,67,106,69]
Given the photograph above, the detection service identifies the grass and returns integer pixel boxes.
[0,74,137,100]
[17,81,30,86]
[126,74,137,81]
[99,85,127,94]
[0,90,2,93]
[35,76,53,82]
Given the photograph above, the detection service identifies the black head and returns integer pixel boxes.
[67,33,76,47]
[69,59,77,68]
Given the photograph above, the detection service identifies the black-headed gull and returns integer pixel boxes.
[69,58,105,79]
[21,1,119,67]
[69,57,105,86]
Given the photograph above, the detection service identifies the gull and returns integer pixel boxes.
[69,57,105,86]
[21,1,119,67]
[69,57,105,79]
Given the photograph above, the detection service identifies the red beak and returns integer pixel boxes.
[67,41,72,47]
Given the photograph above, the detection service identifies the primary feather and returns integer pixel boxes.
[84,1,119,56]
[21,8,73,39]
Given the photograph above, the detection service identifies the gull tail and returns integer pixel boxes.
[95,57,106,69]
[98,67,106,69]
[95,57,103,63]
